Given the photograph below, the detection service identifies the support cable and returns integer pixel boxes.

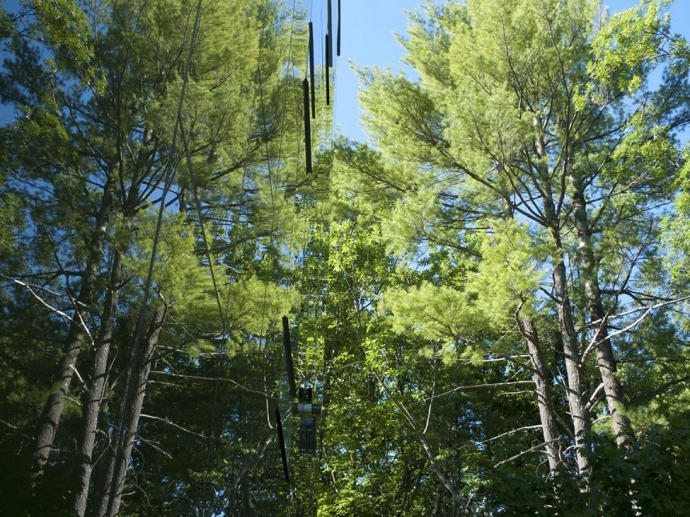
[179,123,228,334]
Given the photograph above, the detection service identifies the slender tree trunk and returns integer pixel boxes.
[571,179,634,449]
[73,250,124,517]
[31,180,115,478]
[553,256,590,476]
[519,317,561,474]
[541,173,590,476]
[93,305,166,517]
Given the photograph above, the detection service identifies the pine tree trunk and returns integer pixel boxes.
[520,317,561,474]
[93,305,166,517]
[571,178,634,449]
[32,304,92,475]
[541,174,590,476]
[553,258,590,476]
[31,181,115,478]
[73,250,123,517]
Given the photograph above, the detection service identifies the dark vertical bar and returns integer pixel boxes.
[282,316,297,397]
[276,407,290,483]
[308,21,315,118]
[327,0,333,67]
[337,0,341,56]
[325,35,330,106]
[302,80,313,173]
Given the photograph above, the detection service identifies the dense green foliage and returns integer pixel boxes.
[328,0,690,513]
[1,0,690,516]
[0,0,298,515]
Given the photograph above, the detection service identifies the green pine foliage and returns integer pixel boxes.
[1,0,690,515]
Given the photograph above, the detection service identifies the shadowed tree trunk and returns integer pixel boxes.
[94,305,166,517]
[519,316,561,474]
[73,249,124,517]
[32,179,116,479]
[542,174,591,476]
[553,256,590,476]
[571,173,635,450]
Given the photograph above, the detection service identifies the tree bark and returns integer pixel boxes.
[73,250,123,517]
[31,179,115,478]
[93,305,166,517]
[553,256,590,477]
[541,175,591,476]
[519,317,561,474]
[571,176,635,449]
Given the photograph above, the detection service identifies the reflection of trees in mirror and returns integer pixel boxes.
[0,0,303,514]
[2,0,690,516]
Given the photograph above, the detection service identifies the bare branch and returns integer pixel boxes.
[1,275,94,345]
[70,364,86,387]
[134,437,173,459]
[586,382,605,412]
[140,413,207,440]
[423,380,534,402]
[479,425,543,445]
[424,358,439,436]
[149,370,275,399]
[580,296,690,363]
[494,438,560,468]
[372,370,464,504]
[0,419,18,430]
[581,294,690,334]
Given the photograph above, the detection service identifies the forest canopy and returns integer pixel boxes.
[1,0,690,515]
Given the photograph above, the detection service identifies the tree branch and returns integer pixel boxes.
[494,438,560,468]
[372,370,464,504]
[139,413,207,440]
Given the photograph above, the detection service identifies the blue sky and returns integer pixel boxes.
[334,0,690,142]
[2,0,688,136]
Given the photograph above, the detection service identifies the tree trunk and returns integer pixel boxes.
[31,180,115,478]
[73,250,124,517]
[571,178,634,449]
[93,305,166,517]
[553,256,590,476]
[541,174,590,476]
[519,317,561,474]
